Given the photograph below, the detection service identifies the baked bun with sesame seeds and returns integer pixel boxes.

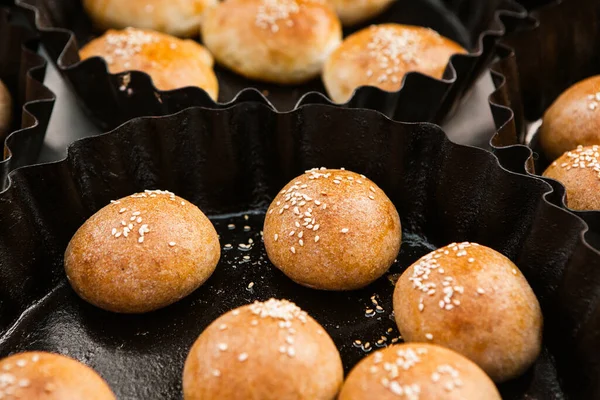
[183,298,344,400]
[201,0,342,84]
[0,352,116,400]
[540,76,600,161]
[83,0,217,38]
[322,24,466,104]
[0,79,11,139]
[542,145,600,210]
[64,189,220,313]
[331,0,395,26]
[263,168,401,291]
[339,343,501,400]
[393,242,543,383]
[79,28,218,99]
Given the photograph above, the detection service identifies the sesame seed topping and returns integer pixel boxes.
[219,324,227,330]
[248,282,255,289]
[341,228,349,233]
[218,343,228,351]
[238,353,248,362]
[212,369,221,377]
[169,242,176,247]
[477,288,485,294]
[102,28,159,64]
[425,333,433,340]
[290,246,296,254]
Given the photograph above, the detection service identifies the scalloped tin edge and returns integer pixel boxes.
[0,7,55,191]
[15,0,527,129]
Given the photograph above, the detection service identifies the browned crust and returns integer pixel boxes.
[263,169,401,291]
[332,0,395,26]
[64,190,220,313]
[0,352,115,399]
[79,28,218,98]
[183,299,343,399]
[201,0,342,84]
[393,243,542,383]
[339,343,501,399]
[542,145,600,210]
[322,24,466,103]
[82,0,217,38]
[540,75,600,161]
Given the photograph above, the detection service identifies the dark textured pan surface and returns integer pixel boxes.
[16,0,525,130]
[1,103,599,398]
[0,6,55,190]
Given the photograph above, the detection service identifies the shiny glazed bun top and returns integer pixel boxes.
[83,0,217,37]
[202,0,342,84]
[542,145,600,210]
[0,352,115,400]
[540,75,600,161]
[323,24,466,103]
[80,28,218,99]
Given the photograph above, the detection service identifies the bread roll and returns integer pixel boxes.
[183,299,343,399]
[332,0,395,26]
[0,352,115,399]
[80,28,218,99]
[202,0,342,84]
[83,0,217,37]
[540,75,600,161]
[323,24,466,103]
[339,343,501,400]
[263,168,401,290]
[65,189,220,313]
[393,242,543,382]
[542,145,600,210]
[0,79,12,138]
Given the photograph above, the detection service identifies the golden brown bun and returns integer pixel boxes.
[83,0,217,38]
[332,0,395,26]
[0,79,12,138]
[0,352,115,400]
[393,242,542,383]
[65,189,220,313]
[339,343,501,400]
[80,28,218,99]
[263,168,401,290]
[540,75,600,161]
[542,145,600,210]
[323,24,466,103]
[183,299,343,399]
[201,0,342,84]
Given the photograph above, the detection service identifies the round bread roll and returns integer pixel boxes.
[542,145,600,210]
[0,352,115,399]
[339,343,501,400]
[0,79,12,138]
[323,24,466,103]
[332,0,395,26]
[263,168,401,290]
[80,28,218,99]
[65,189,220,313]
[393,242,543,382]
[183,298,343,399]
[540,75,600,161]
[83,0,217,37]
[201,0,342,84]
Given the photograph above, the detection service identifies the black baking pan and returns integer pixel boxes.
[0,6,55,190]
[1,103,600,399]
[15,0,525,131]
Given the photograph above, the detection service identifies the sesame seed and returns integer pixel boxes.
[248,282,254,289]
[238,353,248,362]
[425,333,433,340]
[111,228,117,235]
[299,239,304,246]
[119,208,127,213]
[219,324,227,330]
[468,258,475,263]
[274,234,279,241]
[341,228,349,233]
[315,235,320,242]
[218,343,228,351]
[287,347,296,357]
[369,195,375,200]
[512,268,517,275]
[212,369,221,377]
[477,288,485,294]
[168,241,176,247]
[290,246,296,254]
[138,236,144,243]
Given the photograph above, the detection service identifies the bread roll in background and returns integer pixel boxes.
[540,75,600,161]
[0,79,12,138]
[263,168,401,291]
[0,352,115,400]
[339,343,501,400]
[332,0,395,26]
[202,0,342,84]
[83,0,217,38]
[393,242,543,382]
[323,24,466,103]
[80,28,218,99]
[183,299,343,399]
[65,190,220,313]
[543,145,600,210]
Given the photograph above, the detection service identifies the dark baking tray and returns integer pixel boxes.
[16,0,525,130]
[0,5,55,190]
[1,103,599,399]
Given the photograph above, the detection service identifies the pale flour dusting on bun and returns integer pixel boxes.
[183,299,343,399]
[65,189,220,313]
[263,168,401,291]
